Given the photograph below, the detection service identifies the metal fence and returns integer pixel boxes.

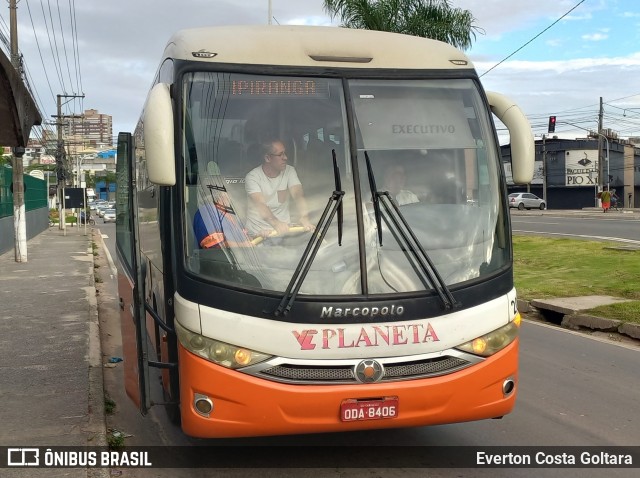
[0,165,48,218]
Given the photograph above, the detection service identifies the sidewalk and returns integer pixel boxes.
[0,226,107,473]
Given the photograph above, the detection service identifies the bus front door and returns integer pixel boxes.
[115,131,151,415]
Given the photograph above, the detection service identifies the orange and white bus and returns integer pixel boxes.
[116,25,534,438]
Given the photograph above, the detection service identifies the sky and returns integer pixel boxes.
[3,0,640,145]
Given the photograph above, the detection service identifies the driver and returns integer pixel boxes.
[383,164,419,206]
[245,138,315,237]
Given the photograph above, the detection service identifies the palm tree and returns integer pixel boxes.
[323,0,482,50]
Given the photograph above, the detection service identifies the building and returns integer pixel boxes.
[66,108,113,147]
[502,137,640,209]
[3,141,47,166]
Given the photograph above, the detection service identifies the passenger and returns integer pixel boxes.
[382,164,419,206]
[193,190,252,249]
[244,138,315,237]
[190,162,251,248]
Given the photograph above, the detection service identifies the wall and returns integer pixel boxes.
[0,165,49,255]
[503,138,640,209]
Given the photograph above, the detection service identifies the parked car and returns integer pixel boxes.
[102,209,116,223]
[509,192,546,210]
[95,204,110,217]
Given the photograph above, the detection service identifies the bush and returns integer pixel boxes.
[48,209,79,224]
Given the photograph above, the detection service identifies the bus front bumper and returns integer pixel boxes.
[178,340,518,438]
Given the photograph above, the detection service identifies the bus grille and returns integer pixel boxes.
[255,355,471,385]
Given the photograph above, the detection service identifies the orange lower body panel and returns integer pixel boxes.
[178,339,518,438]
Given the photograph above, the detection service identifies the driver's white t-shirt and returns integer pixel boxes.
[245,164,301,235]
[394,189,419,206]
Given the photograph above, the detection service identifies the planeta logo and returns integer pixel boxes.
[292,323,440,350]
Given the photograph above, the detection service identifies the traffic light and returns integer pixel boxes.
[548,116,557,133]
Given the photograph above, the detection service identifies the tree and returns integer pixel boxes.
[323,0,482,50]
[1,151,11,167]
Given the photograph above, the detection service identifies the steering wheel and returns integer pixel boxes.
[251,225,307,245]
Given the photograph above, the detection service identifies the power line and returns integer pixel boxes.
[25,0,57,102]
[480,0,587,77]
[39,0,66,93]
[0,13,11,55]
[55,0,75,93]
[69,0,82,96]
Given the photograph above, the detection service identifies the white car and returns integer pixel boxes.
[509,192,546,210]
[102,209,116,223]
[95,204,110,217]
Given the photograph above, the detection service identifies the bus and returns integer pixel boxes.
[115,25,534,438]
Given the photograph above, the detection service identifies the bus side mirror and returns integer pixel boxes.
[486,91,534,185]
[144,83,176,186]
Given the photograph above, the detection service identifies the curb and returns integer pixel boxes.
[87,229,110,478]
[619,322,640,340]
[519,299,640,342]
[562,314,621,332]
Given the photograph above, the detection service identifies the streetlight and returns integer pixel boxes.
[76,155,86,188]
[74,155,89,234]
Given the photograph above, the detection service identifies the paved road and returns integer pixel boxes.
[511,211,640,245]
[95,222,639,478]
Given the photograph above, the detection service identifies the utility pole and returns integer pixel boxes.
[9,0,20,71]
[53,94,84,232]
[542,134,547,205]
[597,96,604,192]
[10,0,27,261]
[268,0,272,24]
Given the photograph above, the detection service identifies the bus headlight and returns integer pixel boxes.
[455,314,520,357]
[175,321,271,369]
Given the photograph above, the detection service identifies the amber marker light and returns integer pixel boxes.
[472,338,487,355]
[234,349,253,367]
[456,320,520,357]
[513,312,522,327]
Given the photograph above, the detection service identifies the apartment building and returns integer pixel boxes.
[65,109,113,147]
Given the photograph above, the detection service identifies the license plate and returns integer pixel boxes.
[340,397,399,422]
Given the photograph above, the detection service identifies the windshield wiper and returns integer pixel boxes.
[365,152,384,246]
[364,152,458,310]
[273,150,344,317]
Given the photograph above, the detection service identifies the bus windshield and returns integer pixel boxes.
[182,72,508,296]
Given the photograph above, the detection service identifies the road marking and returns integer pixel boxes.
[96,232,118,276]
[511,221,561,225]
[513,230,640,245]
[514,214,637,222]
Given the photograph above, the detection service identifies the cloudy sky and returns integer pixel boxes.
[3,0,640,144]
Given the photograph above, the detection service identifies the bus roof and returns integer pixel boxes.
[163,25,474,71]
